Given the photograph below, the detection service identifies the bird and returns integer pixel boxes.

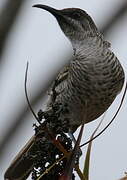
[34,4,125,133]
[4,4,125,180]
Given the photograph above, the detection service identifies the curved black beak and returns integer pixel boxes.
[33,4,71,39]
[33,4,61,18]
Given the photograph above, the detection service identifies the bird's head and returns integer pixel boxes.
[33,4,99,43]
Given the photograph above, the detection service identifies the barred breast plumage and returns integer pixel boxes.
[46,37,124,132]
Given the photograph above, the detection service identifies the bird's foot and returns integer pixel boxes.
[75,149,82,164]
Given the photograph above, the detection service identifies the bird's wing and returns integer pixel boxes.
[53,65,70,87]
[4,135,36,180]
[46,64,70,108]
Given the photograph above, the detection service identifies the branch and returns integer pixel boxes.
[0,0,24,58]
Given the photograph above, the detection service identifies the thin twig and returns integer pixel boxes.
[24,61,40,124]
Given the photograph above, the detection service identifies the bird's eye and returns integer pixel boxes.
[72,12,81,18]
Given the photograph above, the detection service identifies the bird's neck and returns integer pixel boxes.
[71,35,110,57]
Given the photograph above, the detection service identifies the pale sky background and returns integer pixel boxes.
[0,0,127,180]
